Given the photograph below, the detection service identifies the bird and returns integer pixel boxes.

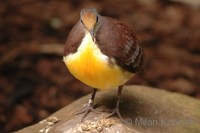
[63,8,143,121]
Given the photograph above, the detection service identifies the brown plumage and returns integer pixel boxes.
[95,16,143,73]
[64,21,84,55]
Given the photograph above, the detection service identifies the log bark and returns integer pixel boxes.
[15,85,200,133]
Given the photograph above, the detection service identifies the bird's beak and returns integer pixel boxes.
[89,30,95,41]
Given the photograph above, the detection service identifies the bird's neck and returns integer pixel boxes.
[77,32,100,57]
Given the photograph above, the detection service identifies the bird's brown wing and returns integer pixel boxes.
[96,16,143,73]
[64,21,84,56]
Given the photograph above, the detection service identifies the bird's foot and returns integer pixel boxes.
[75,103,99,122]
[106,107,124,122]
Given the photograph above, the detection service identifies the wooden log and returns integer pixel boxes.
[15,85,200,133]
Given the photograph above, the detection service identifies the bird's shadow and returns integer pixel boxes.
[95,90,149,121]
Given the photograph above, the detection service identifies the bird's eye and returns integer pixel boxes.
[96,16,99,22]
[80,19,83,24]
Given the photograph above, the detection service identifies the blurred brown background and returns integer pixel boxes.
[0,0,200,132]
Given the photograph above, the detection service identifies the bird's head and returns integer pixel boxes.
[80,8,100,40]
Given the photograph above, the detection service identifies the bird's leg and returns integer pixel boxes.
[75,88,98,121]
[107,85,123,120]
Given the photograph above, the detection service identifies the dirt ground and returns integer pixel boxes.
[0,0,200,132]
